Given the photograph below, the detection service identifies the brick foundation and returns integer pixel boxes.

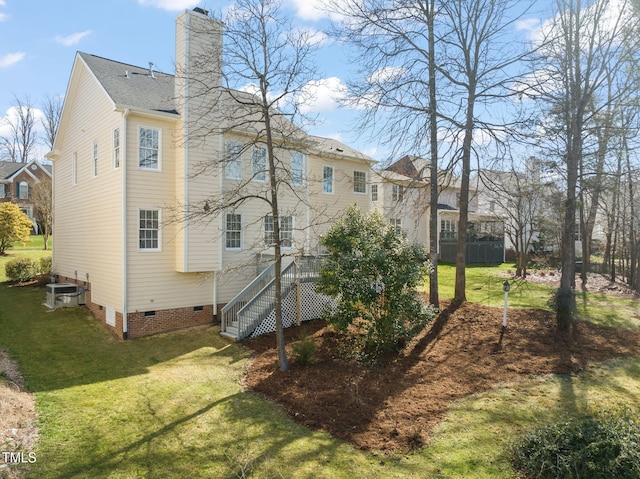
[54,275,215,339]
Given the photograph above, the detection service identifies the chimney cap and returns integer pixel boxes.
[193,7,209,16]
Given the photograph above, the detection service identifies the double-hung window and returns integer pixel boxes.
[252,146,266,181]
[371,184,378,202]
[113,128,120,169]
[18,182,29,199]
[225,213,242,250]
[353,171,366,193]
[224,142,243,180]
[139,127,160,170]
[264,215,293,248]
[291,152,304,186]
[323,166,333,193]
[139,209,160,251]
[392,184,404,202]
[389,218,402,235]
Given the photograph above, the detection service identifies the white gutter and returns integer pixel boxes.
[122,108,130,338]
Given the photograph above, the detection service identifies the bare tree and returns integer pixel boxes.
[177,0,323,371]
[479,158,546,277]
[531,0,638,329]
[31,179,52,249]
[324,0,444,307]
[1,95,37,163]
[41,95,63,151]
[326,0,533,304]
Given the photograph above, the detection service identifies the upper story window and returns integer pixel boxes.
[389,218,402,235]
[113,128,120,169]
[371,184,378,202]
[291,152,304,186]
[92,140,98,177]
[224,142,243,180]
[392,184,404,202]
[323,166,334,194]
[489,200,496,212]
[18,181,29,199]
[264,214,293,248]
[139,127,160,170]
[353,171,367,194]
[72,153,78,185]
[252,146,266,182]
[139,209,160,251]
[225,213,243,250]
[0,184,6,198]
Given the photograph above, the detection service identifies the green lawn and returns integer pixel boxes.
[1,261,639,478]
[0,235,52,282]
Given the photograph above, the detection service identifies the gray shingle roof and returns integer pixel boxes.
[0,161,23,179]
[78,52,177,115]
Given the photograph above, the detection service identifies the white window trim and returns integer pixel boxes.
[224,141,243,180]
[322,165,334,194]
[138,126,162,171]
[0,183,6,198]
[138,208,162,252]
[225,212,243,251]
[113,128,121,170]
[371,184,378,202]
[291,151,305,186]
[264,214,294,250]
[251,146,266,182]
[353,170,367,194]
[18,181,29,199]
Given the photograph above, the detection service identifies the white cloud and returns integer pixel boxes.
[515,18,540,32]
[0,52,25,68]
[0,0,6,6]
[367,66,406,84]
[137,0,201,11]
[0,13,8,22]
[298,77,347,113]
[55,30,92,47]
[287,0,345,22]
[290,26,330,47]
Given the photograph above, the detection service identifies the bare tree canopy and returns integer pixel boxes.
[325,0,534,303]
[41,95,63,151]
[177,0,325,371]
[1,95,38,163]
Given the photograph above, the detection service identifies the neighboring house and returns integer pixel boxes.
[0,159,52,233]
[473,158,606,261]
[373,155,496,262]
[47,8,373,340]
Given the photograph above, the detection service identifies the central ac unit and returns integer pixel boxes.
[45,283,86,309]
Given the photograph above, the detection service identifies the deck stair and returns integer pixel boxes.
[220,256,324,340]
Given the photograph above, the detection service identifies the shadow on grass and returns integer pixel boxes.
[0,284,247,393]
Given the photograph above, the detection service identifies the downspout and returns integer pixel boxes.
[122,108,130,339]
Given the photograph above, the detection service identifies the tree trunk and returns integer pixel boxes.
[427,0,439,310]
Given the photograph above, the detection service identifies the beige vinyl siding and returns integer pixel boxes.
[307,153,371,253]
[52,62,124,310]
[125,114,214,312]
[175,130,222,273]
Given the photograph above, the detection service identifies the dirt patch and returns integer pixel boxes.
[522,270,640,298]
[0,350,38,479]
[243,302,640,452]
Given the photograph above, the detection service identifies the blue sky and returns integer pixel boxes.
[0,0,374,161]
[0,0,553,163]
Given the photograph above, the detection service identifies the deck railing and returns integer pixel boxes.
[221,255,324,339]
